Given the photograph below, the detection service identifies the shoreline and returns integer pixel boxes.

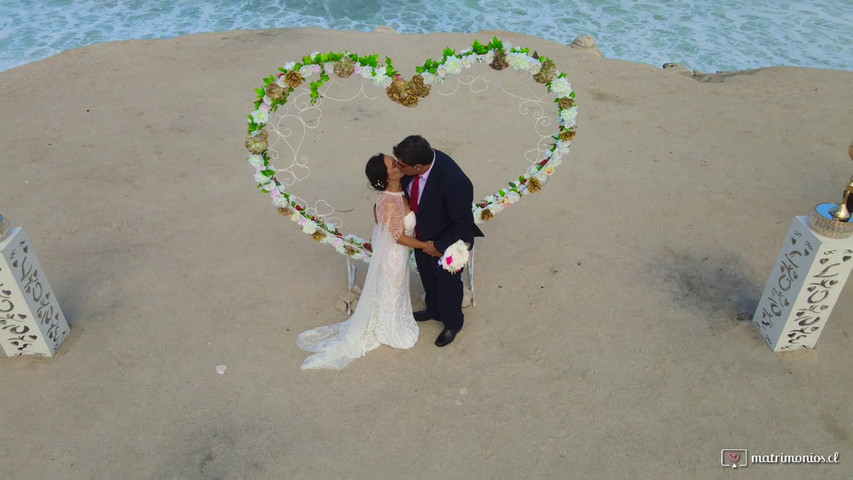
[4,25,852,75]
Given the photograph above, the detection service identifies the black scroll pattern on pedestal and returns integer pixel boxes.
[2,239,67,356]
[756,231,814,346]
[781,248,853,350]
[0,271,38,355]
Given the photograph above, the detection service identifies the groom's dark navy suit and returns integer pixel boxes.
[404,149,483,333]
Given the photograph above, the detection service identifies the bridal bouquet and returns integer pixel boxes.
[438,240,471,274]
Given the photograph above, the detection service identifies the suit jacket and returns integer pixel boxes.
[404,149,484,252]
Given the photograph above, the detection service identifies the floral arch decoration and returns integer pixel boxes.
[244,37,577,263]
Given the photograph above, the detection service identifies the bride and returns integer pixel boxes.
[296,153,429,369]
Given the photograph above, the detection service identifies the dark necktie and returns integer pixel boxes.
[409,175,420,214]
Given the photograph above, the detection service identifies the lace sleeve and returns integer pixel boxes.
[375,193,406,241]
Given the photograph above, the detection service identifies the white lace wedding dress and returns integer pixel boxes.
[297,191,419,369]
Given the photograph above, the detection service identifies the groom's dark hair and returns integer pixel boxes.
[393,135,433,166]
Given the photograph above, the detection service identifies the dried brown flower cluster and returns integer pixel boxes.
[559,129,577,142]
[490,49,508,70]
[333,57,356,78]
[534,59,556,84]
[480,209,494,221]
[245,130,269,154]
[284,70,304,89]
[343,245,357,256]
[386,76,409,104]
[311,231,327,242]
[265,82,288,102]
[527,177,542,193]
[408,75,431,97]
[558,97,575,110]
[386,75,431,107]
[277,206,293,217]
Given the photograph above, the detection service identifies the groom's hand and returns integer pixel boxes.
[423,241,442,258]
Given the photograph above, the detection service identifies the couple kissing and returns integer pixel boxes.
[297,135,483,370]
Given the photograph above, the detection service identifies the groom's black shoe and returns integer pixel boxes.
[413,310,441,322]
[435,328,459,347]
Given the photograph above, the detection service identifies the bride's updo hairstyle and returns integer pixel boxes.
[365,153,388,191]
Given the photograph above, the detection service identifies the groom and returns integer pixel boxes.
[393,135,483,347]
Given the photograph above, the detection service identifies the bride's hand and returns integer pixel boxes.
[423,241,442,258]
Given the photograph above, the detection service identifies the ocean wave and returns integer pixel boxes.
[1,0,851,72]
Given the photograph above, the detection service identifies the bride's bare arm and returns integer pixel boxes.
[396,234,427,250]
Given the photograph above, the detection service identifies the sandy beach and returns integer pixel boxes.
[1,28,852,478]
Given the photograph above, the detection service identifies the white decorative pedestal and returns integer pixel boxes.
[752,216,853,351]
[0,228,69,357]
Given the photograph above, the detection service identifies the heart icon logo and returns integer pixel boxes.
[727,451,740,463]
[244,37,577,261]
